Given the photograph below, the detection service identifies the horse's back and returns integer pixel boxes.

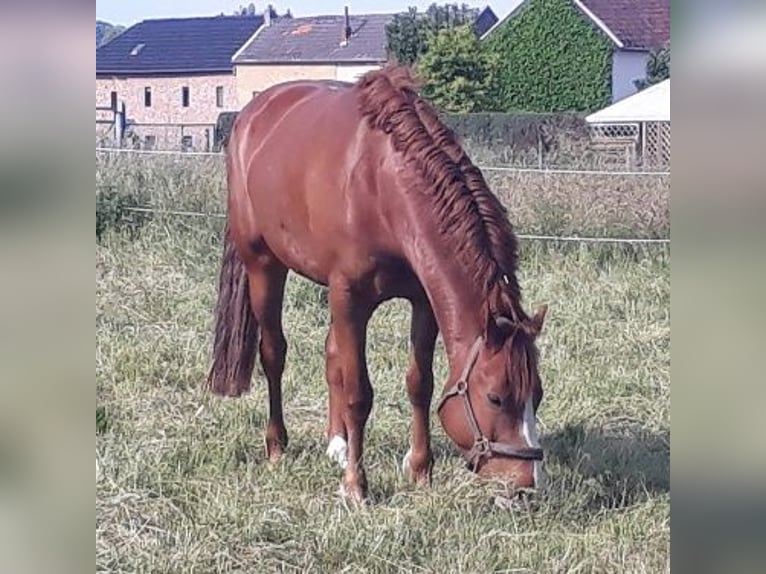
[226,78,395,286]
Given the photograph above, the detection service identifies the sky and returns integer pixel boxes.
[96,0,518,27]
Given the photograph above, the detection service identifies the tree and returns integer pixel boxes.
[234,3,280,18]
[103,24,125,44]
[635,44,670,91]
[96,21,125,47]
[417,25,500,112]
[385,3,481,66]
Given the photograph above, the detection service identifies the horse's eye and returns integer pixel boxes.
[486,393,503,409]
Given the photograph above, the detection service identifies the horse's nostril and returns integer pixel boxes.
[486,393,503,409]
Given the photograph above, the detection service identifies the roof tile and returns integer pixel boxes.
[234,14,393,64]
[578,0,670,49]
[96,15,264,75]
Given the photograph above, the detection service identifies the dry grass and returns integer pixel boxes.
[96,152,669,572]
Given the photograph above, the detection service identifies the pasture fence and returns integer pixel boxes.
[111,204,669,246]
[96,146,670,245]
[95,146,671,177]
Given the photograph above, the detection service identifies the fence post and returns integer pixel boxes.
[114,101,126,146]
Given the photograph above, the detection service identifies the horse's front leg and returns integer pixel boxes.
[402,299,438,485]
[327,279,374,504]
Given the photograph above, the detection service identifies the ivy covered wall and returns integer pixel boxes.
[485,0,613,113]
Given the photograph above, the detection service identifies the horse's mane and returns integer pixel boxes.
[355,64,528,325]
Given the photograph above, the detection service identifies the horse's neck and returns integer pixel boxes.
[405,243,486,371]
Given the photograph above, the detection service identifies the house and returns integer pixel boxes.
[482,0,670,104]
[96,15,264,150]
[232,8,394,109]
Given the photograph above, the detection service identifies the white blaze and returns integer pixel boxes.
[520,398,543,487]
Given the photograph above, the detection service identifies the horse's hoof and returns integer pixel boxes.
[264,434,287,463]
[337,482,368,506]
[401,448,432,486]
[337,467,369,506]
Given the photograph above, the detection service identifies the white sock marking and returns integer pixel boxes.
[521,398,543,488]
[402,447,413,474]
[326,435,348,469]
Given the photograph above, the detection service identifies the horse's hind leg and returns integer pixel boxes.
[244,250,289,462]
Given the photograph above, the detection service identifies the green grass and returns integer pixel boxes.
[96,219,669,573]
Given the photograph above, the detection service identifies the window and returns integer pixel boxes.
[110,91,117,111]
[181,135,193,151]
[144,135,156,150]
[181,86,190,107]
[144,87,151,107]
[216,86,224,108]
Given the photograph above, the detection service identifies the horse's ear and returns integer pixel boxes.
[528,304,548,336]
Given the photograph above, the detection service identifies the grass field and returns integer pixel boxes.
[96,201,669,572]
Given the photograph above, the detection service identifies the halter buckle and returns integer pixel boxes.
[473,436,491,456]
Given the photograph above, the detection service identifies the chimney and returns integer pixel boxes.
[340,6,351,46]
[264,4,273,27]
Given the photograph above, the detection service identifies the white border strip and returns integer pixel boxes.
[572,0,624,48]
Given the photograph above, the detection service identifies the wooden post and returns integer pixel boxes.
[114,101,126,146]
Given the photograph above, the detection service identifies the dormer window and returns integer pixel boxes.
[130,43,146,56]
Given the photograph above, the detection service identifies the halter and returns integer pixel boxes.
[436,336,544,471]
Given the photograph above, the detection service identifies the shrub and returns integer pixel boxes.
[96,185,152,241]
[416,25,500,112]
[442,111,589,148]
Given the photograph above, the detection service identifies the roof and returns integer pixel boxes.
[586,79,669,123]
[473,6,500,37]
[482,0,670,50]
[97,15,264,76]
[576,0,670,49]
[233,13,393,64]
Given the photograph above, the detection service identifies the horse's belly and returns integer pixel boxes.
[258,221,333,285]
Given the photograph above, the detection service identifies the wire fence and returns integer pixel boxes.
[97,145,670,246]
[95,146,671,178]
[117,205,670,245]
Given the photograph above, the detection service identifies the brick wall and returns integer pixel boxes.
[96,74,236,150]
[233,64,381,109]
[234,64,335,108]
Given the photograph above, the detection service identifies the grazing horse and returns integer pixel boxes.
[207,64,548,503]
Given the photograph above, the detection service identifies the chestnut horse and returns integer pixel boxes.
[207,65,548,503]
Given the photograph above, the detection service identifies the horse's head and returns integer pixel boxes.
[437,305,548,491]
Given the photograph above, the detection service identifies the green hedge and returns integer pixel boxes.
[216,110,589,152]
[485,0,613,113]
[442,111,589,149]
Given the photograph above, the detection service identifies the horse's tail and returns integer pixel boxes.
[207,222,259,397]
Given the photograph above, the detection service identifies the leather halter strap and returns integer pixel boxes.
[436,336,544,471]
